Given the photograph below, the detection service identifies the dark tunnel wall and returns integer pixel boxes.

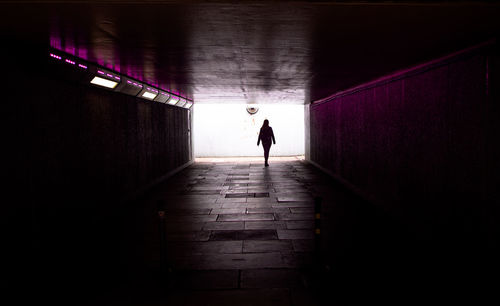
[4,44,192,299]
[309,42,499,296]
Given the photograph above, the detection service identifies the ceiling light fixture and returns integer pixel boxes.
[246,105,259,115]
[50,53,62,60]
[90,76,118,89]
[48,49,192,106]
[168,96,179,105]
[154,91,170,103]
[142,91,157,100]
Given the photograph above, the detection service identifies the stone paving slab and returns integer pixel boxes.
[217,213,275,221]
[164,214,219,223]
[222,203,273,209]
[166,231,211,242]
[246,197,278,203]
[166,241,243,255]
[210,230,278,241]
[277,197,313,202]
[246,207,290,214]
[285,220,315,230]
[292,239,315,252]
[174,252,287,270]
[277,229,315,240]
[240,269,304,289]
[165,288,291,306]
[162,208,212,215]
[210,208,247,214]
[216,198,247,203]
[243,240,293,253]
[203,221,245,231]
[172,270,240,290]
[272,202,313,208]
[275,213,314,221]
[244,221,287,230]
[165,221,206,232]
[289,207,315,214]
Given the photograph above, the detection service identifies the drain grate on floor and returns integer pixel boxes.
[225,192,269,198]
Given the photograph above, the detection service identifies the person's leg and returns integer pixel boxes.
[263,143,271,166]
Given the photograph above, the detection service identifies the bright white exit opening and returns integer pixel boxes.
[193,104,305,157]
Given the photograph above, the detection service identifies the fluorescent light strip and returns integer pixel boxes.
[142,92,157,99]
[168,96,179,105]
[49,51,190,104]
[127,80,143,88]
[90,76,118,89]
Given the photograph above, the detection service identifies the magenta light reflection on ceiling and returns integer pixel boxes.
[48,31,192,99]
[48,50,192,107]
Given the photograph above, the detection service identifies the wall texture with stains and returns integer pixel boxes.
[309,43,499,246]
[308,43,500,300]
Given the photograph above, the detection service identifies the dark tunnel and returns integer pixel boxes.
[2,1,500,305]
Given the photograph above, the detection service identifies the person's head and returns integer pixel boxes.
[262,119,269,128]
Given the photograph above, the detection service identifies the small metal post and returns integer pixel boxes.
[157,200,166,274]
[314,197,322,265]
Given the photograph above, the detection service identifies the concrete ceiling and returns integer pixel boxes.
[1,1,499,104]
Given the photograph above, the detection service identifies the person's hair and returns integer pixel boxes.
[262,119,269,128]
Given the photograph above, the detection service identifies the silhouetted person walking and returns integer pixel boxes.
[257,119,276,167]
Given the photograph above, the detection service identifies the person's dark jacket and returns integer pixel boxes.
[257,126,276,146]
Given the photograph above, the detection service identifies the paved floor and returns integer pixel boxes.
[83,158,392,305]
[72,158,498,306]
[151,159,324,305]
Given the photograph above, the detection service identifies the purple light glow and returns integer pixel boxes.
[50,53,62,60]
[78,64,88,69]
[76,48,88,60]
[64,46,76,56]
[50,38,62,50]
[65,59,76,65]
[98,70,105,75]
[114,76,120,80]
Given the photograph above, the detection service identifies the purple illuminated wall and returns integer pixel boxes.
[309,43,499,243]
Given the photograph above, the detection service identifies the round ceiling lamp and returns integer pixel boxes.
[246,105,259,115]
